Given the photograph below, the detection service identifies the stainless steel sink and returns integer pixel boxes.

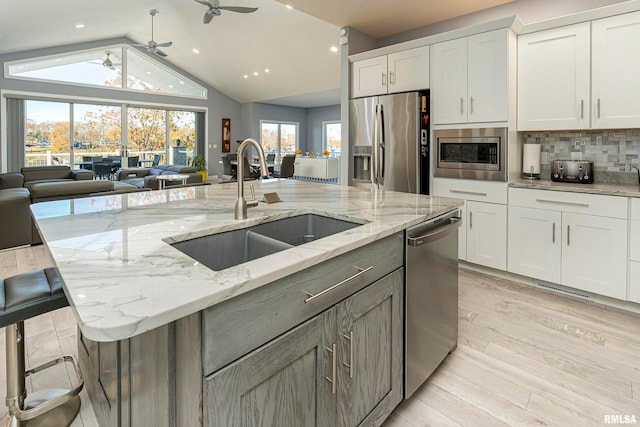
[171,214,361,271]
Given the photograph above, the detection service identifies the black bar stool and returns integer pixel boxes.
[0,268,83,427]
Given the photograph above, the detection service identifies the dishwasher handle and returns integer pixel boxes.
[407,217,461,247]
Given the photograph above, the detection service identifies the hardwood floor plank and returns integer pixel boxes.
[413,381,510,427]
[381,412,414,427]
[426,364,547,425]
[387,393,462,427]
[526,393,604,427]
[633,382,639,401]
[483,341,640,417]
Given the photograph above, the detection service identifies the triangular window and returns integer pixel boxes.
[5,45,206,99]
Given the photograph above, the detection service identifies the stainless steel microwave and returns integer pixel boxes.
[434,127,507,181]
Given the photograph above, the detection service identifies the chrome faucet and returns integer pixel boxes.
[234,138,270,220]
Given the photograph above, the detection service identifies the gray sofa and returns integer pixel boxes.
[116,165,202,189]
[0,166,147,250]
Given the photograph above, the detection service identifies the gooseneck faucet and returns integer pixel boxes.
[235,138,270,220]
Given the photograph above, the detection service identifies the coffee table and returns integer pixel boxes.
[156,174,189,190]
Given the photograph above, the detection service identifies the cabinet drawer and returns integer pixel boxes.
[508,187,628,219]
[433,178,507,204]
[632,198,640,221]
[202,232,403,374]
[631,262,640,303]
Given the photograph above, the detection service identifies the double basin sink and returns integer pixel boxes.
[172,214,362,271]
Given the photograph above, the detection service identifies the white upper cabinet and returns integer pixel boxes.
[351,46,429,98]
[431,28,509,124]
[591,11,640,129]
[518,10,640,130]
[517,23,591,131]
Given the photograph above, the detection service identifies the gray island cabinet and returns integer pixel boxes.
[78,232,404,426]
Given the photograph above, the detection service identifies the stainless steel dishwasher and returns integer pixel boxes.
[405,210,461,398]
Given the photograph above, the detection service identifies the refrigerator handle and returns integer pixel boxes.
[371,104,379,186]
[379,104,385,185]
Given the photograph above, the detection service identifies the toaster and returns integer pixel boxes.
[551,160,594,184]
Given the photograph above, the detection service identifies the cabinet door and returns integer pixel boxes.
[592,11,640,129]
[562,213,627,300]
[508,206,561,283]
[352,56,388,98]
[467,29,508,123]
[206,311,336,427]
[431,37,468,124]
[458,201,467,261]
[336,269,403,427]
[517,23,590,130]
[630,262,640,303]
[466,201,507,270]
[387,46,429,93]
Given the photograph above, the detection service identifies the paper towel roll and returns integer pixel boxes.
[522,144,541,175]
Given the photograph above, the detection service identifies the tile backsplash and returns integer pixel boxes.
[523,130,640,172]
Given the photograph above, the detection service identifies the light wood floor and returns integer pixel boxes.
[1,246,639,426]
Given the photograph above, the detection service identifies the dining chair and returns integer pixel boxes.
[128,156,139,167]
[152,154,162,167]
[273,155,295,178]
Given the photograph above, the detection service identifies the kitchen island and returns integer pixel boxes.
[31,180,462,426]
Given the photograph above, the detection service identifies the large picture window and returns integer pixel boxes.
[23,99,199,174]
[260,121,299,160]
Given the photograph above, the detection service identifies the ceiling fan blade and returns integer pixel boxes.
[155,49,168,57]
[203,12,214,24]
[219,6,258,13]
[156,41,173,48]
[193,0,213,7]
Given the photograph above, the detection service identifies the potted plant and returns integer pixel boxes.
[189,155,207,182]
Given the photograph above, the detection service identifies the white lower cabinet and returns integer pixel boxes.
[508,206,561,283]
[561,212,627,300]
[629,199,640,303]
[508,188,629,301]
[630,262,640,303]
[467,201,507,270]
[432,178,507,270]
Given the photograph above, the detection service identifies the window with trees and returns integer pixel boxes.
[260,121,299,159]
[323,121,341,156]
[24,99,198,170]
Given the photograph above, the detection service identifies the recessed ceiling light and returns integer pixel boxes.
[264,68,270,73]
[75,24,85,29]
[253,71,259,76]
[243,74,248,79]
[330,46,338,53]
[286,5,293,9]
[192,48,199,54]
[169,85,174,88]
[146,71,152,75]
[179,81,185,85]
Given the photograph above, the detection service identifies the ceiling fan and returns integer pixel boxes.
[132,10,172,57]
[194,0,258,24]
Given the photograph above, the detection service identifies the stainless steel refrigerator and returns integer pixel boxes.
[350,91,430,194]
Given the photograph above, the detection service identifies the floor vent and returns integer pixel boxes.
[535,281,593,301]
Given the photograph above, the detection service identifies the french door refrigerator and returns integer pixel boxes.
[350,91,430,194]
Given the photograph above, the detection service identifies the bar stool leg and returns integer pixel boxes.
[1,321,81,427]
[2,322,26,427]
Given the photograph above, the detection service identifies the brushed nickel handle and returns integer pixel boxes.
[470,96,474,115]
[381,72,386,87]
[305,266,373,303]
[580,100,584,119]
[324,344,337,394]
[535,198,589,208]
[469,211,473,229]
[342,332,354,378]
[552,222,555,243]
[567,225,570,246]
[597,98,601,118]
[389,71,395,85]
[449,189,488,196]
[460,97,464,115]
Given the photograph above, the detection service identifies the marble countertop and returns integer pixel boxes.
[509,179,640,198]
[31,180,463,342]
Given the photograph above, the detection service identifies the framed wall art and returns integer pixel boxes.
[222,118,231,153]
